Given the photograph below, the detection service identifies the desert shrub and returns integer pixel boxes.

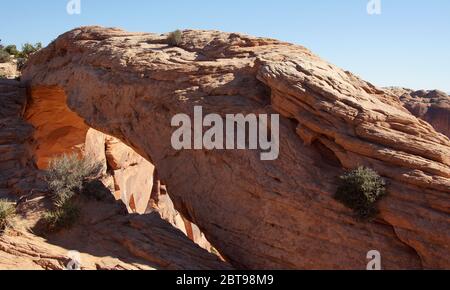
[334,167,386,221]
[43,201,80,230]
[19,42,42,59]
[0,50,10,63]
[42,153,104,230]
[0,41,42,63]
[45,153,104,207]
[0,199,16,233]
[167,30,182,47]
[4,45,20,58]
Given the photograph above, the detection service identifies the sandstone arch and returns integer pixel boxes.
[0,79,227,270]
[25,85,211,250]
[22,26,450,269]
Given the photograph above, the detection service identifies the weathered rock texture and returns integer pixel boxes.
[22,26,450,269]
[0,80,38,196]
[24,88,210,249]
[387,88,450,139]
[85,129,211,249]
[0,80,222,269]
[26,85,90,169]
[0,195,229,270]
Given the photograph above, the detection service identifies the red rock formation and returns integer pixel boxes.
[387,88,450,139]
[22,26,450,269]
[0,80,37,196]
[26,86,90,169]
[0,194,229,270]
[85,129,211,249]
[0,81,225,270]
[24,86,210,249]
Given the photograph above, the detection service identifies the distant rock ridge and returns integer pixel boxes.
[18,26,450,269]
[386,87,450,139]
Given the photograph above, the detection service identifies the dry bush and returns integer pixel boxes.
[43,153,104,231]
[0,199,16,233]
[167,30,182,47]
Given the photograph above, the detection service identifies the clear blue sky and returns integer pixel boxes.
[1,0,449,91]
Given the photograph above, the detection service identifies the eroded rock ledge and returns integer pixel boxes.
[25,86,211,250]
[0,78,226,270]
[0,196,229,270]
[22,26,450,269]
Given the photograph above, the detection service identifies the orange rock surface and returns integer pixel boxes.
[16,26,450,269]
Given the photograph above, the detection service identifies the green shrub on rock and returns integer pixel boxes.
[334,166,386,221]
[4,45,20,58]
[0,50,10,63]
[19,42,42,58]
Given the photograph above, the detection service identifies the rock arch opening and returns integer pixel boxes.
[25,85,213,252]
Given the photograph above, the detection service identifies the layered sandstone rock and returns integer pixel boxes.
[85,129,211,249]
[26,86,90,169]
[0,80,221,269]
[387,88,450,139]
[24,87,210,249]
[22,26,450,269]
[0,195,229,270]
[0,80,38,196]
